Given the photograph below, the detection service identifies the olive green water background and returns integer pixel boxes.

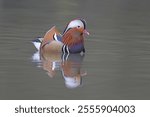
[0,0,150,99]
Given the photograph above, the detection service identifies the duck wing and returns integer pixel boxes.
[41,26,61,47]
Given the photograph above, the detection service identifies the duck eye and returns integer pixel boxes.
[77,26,80,28]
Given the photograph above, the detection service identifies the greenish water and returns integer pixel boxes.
[0,0,150,99]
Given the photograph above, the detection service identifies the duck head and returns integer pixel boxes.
[62,19,89,47]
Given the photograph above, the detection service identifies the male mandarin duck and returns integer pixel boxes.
[32,18,89,54]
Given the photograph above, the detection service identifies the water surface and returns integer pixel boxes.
[0,0,150,99]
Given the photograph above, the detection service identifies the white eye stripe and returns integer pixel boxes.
[68,20,84,28]
[65,20,83,32]
[63,19,87,35]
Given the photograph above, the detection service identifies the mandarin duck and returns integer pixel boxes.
[32,18,89,54]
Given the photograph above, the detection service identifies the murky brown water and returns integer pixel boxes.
[0,0,150,99]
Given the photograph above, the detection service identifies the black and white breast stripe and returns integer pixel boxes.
[62,45,70,54]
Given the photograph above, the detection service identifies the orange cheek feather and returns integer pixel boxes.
[62,28,84,47]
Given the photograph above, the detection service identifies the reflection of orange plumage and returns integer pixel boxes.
[60,54,87,88]
[61,61,81,77]
[41,52,62,78]
[32,50,87,88]
[42,59,56,78]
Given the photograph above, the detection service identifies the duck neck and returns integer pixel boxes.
[62,29,84,47]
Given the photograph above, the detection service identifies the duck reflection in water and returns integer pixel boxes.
[32,52,87,89]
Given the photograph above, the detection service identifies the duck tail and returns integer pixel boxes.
[32,37,43,50]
